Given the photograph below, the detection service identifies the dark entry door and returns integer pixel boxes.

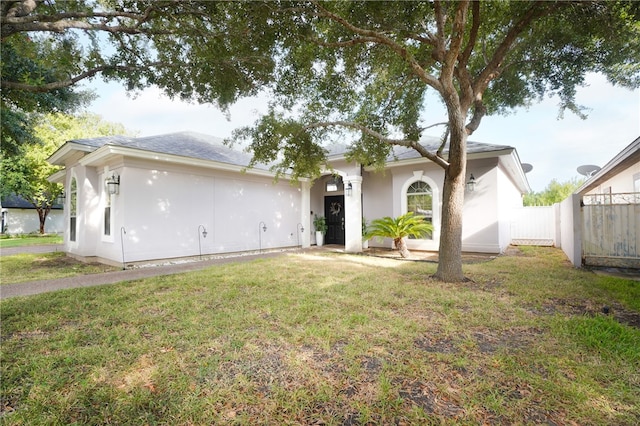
[324,195,345,245]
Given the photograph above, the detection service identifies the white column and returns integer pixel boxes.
[344,175,363,253]
[300,180,311,248]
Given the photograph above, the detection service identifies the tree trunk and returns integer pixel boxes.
[395,237,410,258]
[434,94,468,282]
[434,165,466,281]
[36,207,50,234]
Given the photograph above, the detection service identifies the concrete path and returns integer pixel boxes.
[0,244,64,256]
[0,250,290,300]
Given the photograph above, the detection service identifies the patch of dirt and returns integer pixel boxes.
[415,328,541,355]
[414,336,458,354]
[397,380,465,418]
[36,254,111,271]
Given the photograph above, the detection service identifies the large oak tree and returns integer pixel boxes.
[3,1,638,281]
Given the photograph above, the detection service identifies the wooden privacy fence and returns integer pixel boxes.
[581,193,640,268]
[511,206,555,246]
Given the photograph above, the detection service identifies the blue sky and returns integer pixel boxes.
[83,72,639,192]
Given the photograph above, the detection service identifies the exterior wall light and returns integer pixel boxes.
[106,173,120,195]
[198,225,207,259]
[466,174,477,192]
[346,182,353,197]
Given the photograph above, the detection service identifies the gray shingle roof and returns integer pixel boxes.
[69,132,514,169]
[72,132,261,169]
[1,194,63,209]
[389,137,513,161]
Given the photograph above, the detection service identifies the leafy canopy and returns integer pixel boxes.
[524,178,585,206]
[0,113,132,233]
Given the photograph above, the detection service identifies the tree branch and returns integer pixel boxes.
[1,63,162,92]
[303,120,450,169]
[311,1,443,92]
[465,100,487,135]
[1,6,173,38]
[472,1,559,96]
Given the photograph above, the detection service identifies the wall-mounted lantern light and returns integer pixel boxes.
[345,182,353,197]
[198,225,208,259]
[466,174,477,192]
[106,173,120,195]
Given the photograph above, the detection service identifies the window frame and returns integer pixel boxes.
[69,176,78,242]
[400,173,440,250]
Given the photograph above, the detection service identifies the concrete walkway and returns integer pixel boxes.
[0,244,64,256]
[0,249,290,300]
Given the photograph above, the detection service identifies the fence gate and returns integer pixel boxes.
[581,193,640,268]
[511,206,555,246]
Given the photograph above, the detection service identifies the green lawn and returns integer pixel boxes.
[1,252,119,285]
[1,247,639,424]
[0,234,63,248]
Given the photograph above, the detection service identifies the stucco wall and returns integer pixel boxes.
[64,164,101,258]
[496,163,525,252]
[559,194,582,266]
[461,158,501,253]
[1,208,64,234]
[583,163,640,195]
[62,158,307,264]
[107,161,306,263]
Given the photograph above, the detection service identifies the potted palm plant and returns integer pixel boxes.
[313,214,327,246]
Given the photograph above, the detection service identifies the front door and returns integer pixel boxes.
[324,195,345,245]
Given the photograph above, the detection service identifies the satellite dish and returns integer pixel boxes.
[521,163,533,173]
[577,164,601,177]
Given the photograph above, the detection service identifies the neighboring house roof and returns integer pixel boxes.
[576,136,640,195]
[1,194,62,210]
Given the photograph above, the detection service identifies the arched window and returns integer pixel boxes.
[406,180,433,240]
[70,177,77,242]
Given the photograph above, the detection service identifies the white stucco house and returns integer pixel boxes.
[47,131,530,266]
[0,194,64,235]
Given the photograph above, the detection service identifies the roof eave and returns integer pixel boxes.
[79,145,303,181]
[48,142,97,165]
[47,169,67,184]
[576,137,640,195]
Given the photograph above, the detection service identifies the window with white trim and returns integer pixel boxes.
[104,190,111,236]
[70,177,77,241]
[406,180,433,240]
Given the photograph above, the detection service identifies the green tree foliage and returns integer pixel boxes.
[0,113,131,233]
[1,1,276,156]
[223,1,639,281]
[366,212,433,258]
[524,178,585,206]
[3,1,638,280]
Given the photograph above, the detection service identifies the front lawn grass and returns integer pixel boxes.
[1,247,639,424]
[0,252,119,285]
[0,234,63,248]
